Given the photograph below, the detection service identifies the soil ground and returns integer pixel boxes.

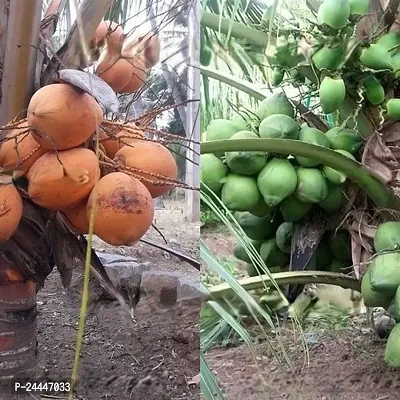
[202,224,400,400]
[18,200,200,400]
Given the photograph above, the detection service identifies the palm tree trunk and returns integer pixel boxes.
[0,0,42,383]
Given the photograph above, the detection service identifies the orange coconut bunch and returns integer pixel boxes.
[0,61,190,247]
[94,20,160,94]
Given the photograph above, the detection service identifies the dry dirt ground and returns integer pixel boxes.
[29,200,200,400]
[202,225,400,400]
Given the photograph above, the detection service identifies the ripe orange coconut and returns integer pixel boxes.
[114,141,178,198]
[0,177,23,242]
[92,20,124,53]
[0,123,47,176]
[87,172,154,246]
[61,197,90,234]
[118,57,148,93]
[27,83,103,150]
[27,148,100,210]
[98,126,144,158]
[96,55,133,93]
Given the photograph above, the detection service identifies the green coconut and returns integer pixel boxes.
[328,230,351,262]
[349,0,370,16]
[200,154,228,195]
[206,118,241,141]
[360,44,394,70]
[231,114,249,131]
[290,68,304,83]
[296,127,331,167]
[257,158,298,206]
[361,267,393,308]
[385,323,400,367]
[374,221,400,253]
[389,286,400,322]
[322,149,356,185]
[318,0,350,29]
[225,130,268,175]
[275,222,293,254]
[249,198,275,217]
[234,211,282,241]
[319,183,345,213]
[206,119,241,156]
[256,93,295,120]
[376,31,400,55]
[392,52,400,78]
[319,77,346,114]
[312,45,344,71]
[295,167,329,203]
[370,252,400,295]
[233,240,262,263]
[364,75,385,105]
[260,238,290,268]
[258,114,299,140]
[279,196,313,222]
[325,127,362,154]
[386,99,400,121]
[221,174,261,211]
[272,67,285,86]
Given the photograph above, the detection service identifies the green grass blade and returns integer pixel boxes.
[200,352,226,400]
[208,300,256,350]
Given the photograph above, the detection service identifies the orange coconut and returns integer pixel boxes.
[98,126,144,158]
[119,57,148,93]
[27,83,103,150]
[114,141,178,198]
[61,197,90,234]
[92,20,124,53]
[95,56,133,93]
[0,177,23,242]
[27,148,100,210]
[87,172,154,245]
[0,123,47,177]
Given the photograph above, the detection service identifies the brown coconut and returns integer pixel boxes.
[0,123,47,176]
[0,176,23,242]
[27,83,103,150]
[87,172,154,245]
[27,148,100,210]
[114,141,178,198]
